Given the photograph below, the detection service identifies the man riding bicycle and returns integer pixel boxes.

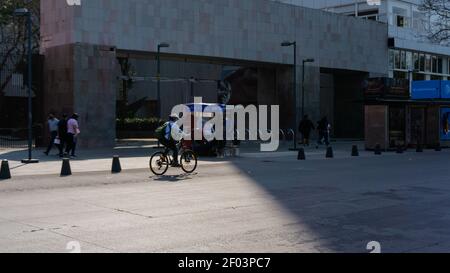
[156,113,185,167]
[150,113,197,176]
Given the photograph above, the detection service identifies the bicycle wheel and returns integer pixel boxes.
[180,150,198,174]
[149,152,169,175]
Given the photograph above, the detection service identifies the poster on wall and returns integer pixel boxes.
[441,108,450,141]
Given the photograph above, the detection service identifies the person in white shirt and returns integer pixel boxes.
[65,113,80,158]
[44,114,59,156]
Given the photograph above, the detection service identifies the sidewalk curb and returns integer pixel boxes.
[5,160,230,178]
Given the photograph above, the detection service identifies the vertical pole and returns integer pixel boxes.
[157,46,161,118]
[302,60,305,119]
[409,70,413,97]
[27,14,33,161]
[293,42,297,150]
[191,81,194,101]
[155,46,162,149]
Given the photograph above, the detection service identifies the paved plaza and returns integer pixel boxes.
[1,142,450,253]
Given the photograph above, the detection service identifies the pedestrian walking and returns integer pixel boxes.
[316,116,331,148]
[44,114,59,156]
[57,114,68,157]
[298,115,315,146]
[65,113,80,158]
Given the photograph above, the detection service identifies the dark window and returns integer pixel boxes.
[413,73,425,81]
[419,54,425,71]
[394,71,407,79]
[397,15,405,27]
[395,50,400,69]
[437,58,443,74]
[425,54,431,72]
[400,51,406,69]
[413,53,419,70]
[389,106,406,147]
[432,56,437,73]
[359,9,379,16]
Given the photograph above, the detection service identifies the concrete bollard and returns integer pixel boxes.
[416,144,423,153]
[351,145,359,157]
[326,146,334,159]
[375,144,382,155]
[233,146,240,157]
[297,148,306,160]
[111,155,122,173]
[60,158,72,177]
[0,160,11,180]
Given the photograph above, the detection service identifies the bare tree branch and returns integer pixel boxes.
[420,0,450,45]
[0,0,40,97]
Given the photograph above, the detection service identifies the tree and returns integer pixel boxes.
[0,0,39,128]
[0,0,40,96]
[117,57,141,119]
[420,0,450,45]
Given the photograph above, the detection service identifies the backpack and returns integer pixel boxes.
[155,122,169,140]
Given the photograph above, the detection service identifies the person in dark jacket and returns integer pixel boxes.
[57,114,68,157]
[316,116,331,148]
[298,115,315,146]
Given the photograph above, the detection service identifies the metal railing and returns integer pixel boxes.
[231,128,292,145]
[0,128,35,149]
[287,129,296,146]
[279,129,286,145]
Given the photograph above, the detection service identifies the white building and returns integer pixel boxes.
[273,0,450,80]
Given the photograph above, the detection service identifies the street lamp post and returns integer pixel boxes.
[302,58,315,118]
[156,43,170,119]
[14,8,38,164]
[281,41,299,150]
[155,43,169,149]
[189,77,196,102]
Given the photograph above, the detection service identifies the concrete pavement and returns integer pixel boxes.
[0,143,222,177]
[1,142,450,253]
[1,140,372,177]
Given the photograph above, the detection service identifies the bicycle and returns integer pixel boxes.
[149,139,198,176]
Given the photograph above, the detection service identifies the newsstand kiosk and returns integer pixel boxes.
[365,79,450,150]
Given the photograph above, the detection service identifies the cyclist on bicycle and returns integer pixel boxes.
[156,113,185,167]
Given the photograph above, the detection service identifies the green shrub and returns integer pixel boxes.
[116,117,165,131]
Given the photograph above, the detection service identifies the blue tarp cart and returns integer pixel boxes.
[183,103,229,156]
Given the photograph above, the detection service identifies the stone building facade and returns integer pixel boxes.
[40,0,389,147]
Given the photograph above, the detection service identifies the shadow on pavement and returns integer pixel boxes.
[3,139,449,253]
[226,148,450,253]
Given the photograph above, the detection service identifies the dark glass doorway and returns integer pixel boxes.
[410,106,426,145]
[389,106,406,147]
